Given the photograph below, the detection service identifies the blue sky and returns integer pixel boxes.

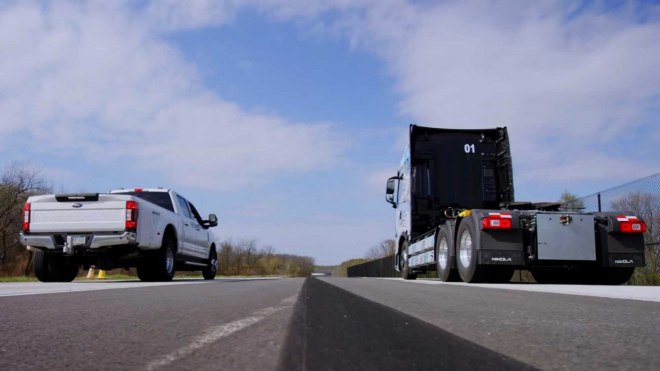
[1,0,660,264]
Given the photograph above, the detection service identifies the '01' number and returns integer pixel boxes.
[464,144,475,153]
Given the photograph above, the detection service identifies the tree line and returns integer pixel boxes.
[217,239,314,277]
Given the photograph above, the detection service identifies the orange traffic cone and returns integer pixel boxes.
[97,270,107,279]
[86,268,95,279]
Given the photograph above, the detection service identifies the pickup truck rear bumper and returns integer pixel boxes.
[20,232,137,250]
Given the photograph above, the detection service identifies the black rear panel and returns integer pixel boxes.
[410,125,514,236]
[121,192,175,212]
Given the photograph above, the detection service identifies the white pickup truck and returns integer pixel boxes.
[19,188,219,282]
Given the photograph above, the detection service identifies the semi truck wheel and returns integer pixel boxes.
[456,218,489,283]
[202,249,217,280]
[34,250,55,282]
[400,241,417,280]
[436,227,460,282]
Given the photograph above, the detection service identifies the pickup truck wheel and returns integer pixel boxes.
[54,259,80,282]
[436,228,460,282]
[34,250,55,282]
[202,249,217,280]
[401,241,417,280]
[35,253,79,282]
[154,239,176,281]
[137,263,155,282]
[456,218,489,283]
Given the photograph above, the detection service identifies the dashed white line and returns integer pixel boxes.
[145,294,298,371]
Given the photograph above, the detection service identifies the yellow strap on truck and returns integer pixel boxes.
[458,210,472,217]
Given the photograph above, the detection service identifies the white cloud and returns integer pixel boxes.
[0,1,344,191]
[235,0,660,183]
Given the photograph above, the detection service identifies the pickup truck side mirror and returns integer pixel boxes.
[207,214,218,227]
[386,176,398,208]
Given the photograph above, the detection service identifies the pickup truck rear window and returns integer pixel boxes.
[121,192,175,212]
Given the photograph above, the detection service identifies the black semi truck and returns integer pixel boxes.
[385,125,646,284]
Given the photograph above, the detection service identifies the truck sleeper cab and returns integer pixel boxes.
[20,188,219,282]
[386,125,646,284]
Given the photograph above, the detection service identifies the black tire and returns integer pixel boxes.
[400,241,417,280]
[137,261,155,282]
[35,252,79,282]
[436,227,461,282]
[34,250,55,282]
[202,248,217,280]
[456,218,489,283]
[138,238,176,282]
[54,259,80,282]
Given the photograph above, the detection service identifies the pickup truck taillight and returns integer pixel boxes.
[126,201,139,229]
[23,203,31,232]
[617,216,646,233]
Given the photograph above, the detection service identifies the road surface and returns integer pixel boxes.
[1,277,659,370]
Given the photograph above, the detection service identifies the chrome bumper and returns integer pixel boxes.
[20,232,137,250]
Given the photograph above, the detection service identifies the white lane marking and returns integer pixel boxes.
[0,277,282,298]
[374,278,660,303]
[145,294,298,371]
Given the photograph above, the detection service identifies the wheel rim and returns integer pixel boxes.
[165,248,174,274]
[459,230,472,268]
[438,237,448,270]
[402,249,408,268]
[211,257,217,273]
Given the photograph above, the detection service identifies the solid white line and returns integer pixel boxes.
[374,278,660,303]
[0,277,282,298]
[145,294,298,371]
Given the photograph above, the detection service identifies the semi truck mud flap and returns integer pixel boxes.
[478,250,523,265]
[607,253,645,267]
[536,214,596,261]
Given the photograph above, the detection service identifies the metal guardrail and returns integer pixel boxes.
[347,255,399,278]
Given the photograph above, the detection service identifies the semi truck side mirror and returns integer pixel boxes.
[386,177,397,207]
[208,214,218,227]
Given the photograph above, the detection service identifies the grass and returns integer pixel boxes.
[0,276,39,282]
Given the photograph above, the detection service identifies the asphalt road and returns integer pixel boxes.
[1,277,659,371]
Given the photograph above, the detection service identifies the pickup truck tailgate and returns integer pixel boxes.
[30,196,128,233]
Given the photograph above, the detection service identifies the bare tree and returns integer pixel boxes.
[559,190,584,210]
[0,163,50,274]
[242,239,263,273]
[365,239,396,260]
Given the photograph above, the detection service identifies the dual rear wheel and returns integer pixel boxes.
[34,250,80,282]
[137,238,177,282]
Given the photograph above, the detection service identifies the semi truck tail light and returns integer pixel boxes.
[126,201,139,229]
[482,217,511,229]
[619,221,646,233]
[616,216,646,233]
[23,203,31,232]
